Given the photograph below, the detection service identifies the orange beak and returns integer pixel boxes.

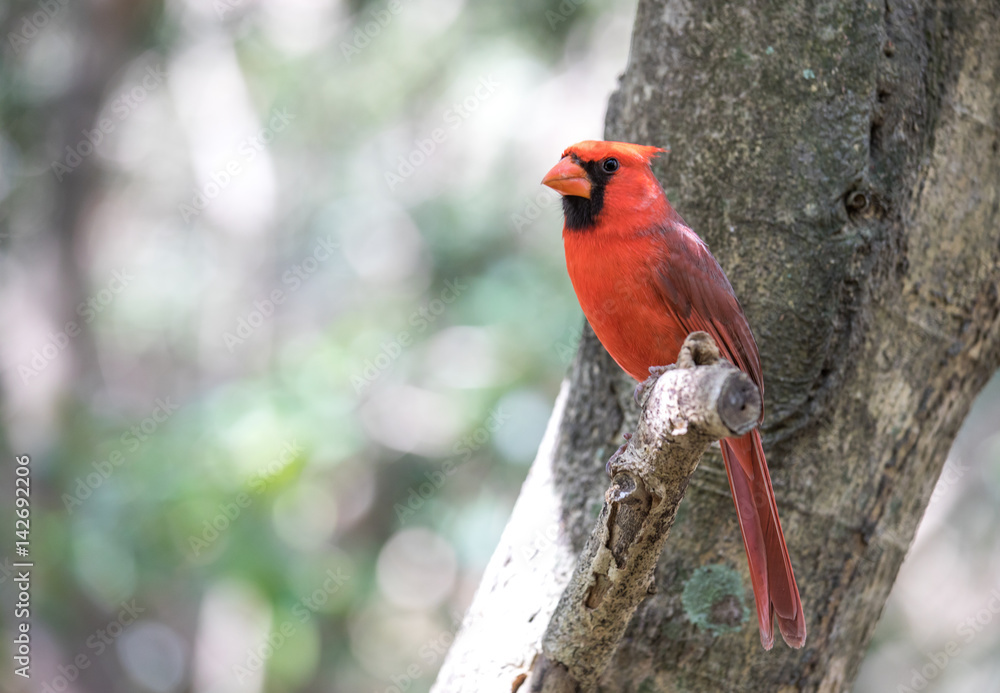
[541,156,591,199]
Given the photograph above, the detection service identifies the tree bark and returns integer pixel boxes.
[433,0,1000,691]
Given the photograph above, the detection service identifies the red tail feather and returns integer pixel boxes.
[721,431,806,649]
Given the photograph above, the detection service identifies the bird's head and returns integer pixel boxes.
[541,140,668,233]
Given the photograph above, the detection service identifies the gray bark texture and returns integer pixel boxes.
[433,0,1000,691]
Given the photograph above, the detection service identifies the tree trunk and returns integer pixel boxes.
[433,0,1000,691]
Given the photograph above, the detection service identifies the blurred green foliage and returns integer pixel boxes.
[0,0,626,690]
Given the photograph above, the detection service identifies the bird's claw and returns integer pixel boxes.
[605,432,632,477]
[632,364,674,406]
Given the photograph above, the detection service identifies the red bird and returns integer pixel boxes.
[542,140,806,650]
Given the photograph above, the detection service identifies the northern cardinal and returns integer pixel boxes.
[542,140,806,650]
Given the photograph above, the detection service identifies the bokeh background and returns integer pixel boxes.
[0,1,997,691]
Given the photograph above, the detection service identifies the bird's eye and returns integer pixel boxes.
[602,157,619,173]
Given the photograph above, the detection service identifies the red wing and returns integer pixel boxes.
[649,223,763,481]
[649,223,763,401]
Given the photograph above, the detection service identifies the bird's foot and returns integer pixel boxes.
[606,432,632,477]
[632,364,674,406]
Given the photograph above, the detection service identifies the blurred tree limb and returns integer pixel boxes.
[434,0,1000,690]
[1,0,160,391]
